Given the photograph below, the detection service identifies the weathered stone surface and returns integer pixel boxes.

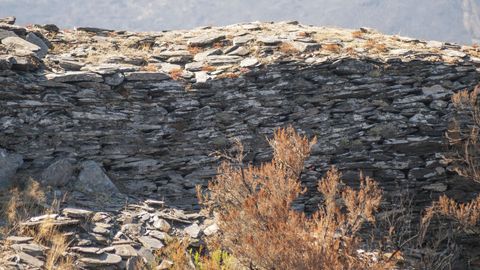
[46,71,103,82]
[1,36,41,54]
[188,34,225,46]
[0,29,17,40]
[138,236,164,250]
[79,253,122,266]
[41,158,75,187]
[124,71,169,81]
[240,57,259,67]
[17,251,44,268]
[6,236,33,244]
[0,16,16,25]
[0,55,13,69]
[11,243,47,257]
[0,148,23,191]
[114,244,137,257]
[26,32,49,58]
[184,223,201,238]
[62,208,93,219]
[76,161,119,195]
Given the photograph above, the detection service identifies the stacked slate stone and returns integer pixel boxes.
[1,200,218,269]
[1,18,480,215]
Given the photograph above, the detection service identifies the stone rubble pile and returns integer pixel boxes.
[1,200,217,269]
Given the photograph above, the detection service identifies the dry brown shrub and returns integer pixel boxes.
[445,85,480,183]
[279,42,299,54]
[432,194,480,228]
[198,126,398,270]
[1,178,46,233]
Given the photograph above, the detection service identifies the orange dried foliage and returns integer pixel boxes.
[201,65,217,72]
[198,126,397,270]
[216,73,239,79]
[169,68,184,80]
[322,43,342,53]
[433,194,480,227]
[446,85,480,183]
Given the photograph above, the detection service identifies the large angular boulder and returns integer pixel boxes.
[1,36,41,56]
[0,148,23,191]
[41,158,75,187]
[75,161,119,194]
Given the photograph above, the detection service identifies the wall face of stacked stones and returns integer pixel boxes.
[2,56,479,211]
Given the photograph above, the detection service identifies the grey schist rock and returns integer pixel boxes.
[41,158,75,187]
[0,148,23,191]
[26,32,49,58]
[1,36,41,56]
[76,161,119,195]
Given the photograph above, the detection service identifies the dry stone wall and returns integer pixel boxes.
[1,20,480,211]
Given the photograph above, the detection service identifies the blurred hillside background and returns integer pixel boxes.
[1,0,480,44]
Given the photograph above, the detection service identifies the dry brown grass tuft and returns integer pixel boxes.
[154,238,193,269]
[198,126,397,270]
[322,43,342,53]
[0,181,73,269]
[279,42,299,54]
[188,46,203,55]
[352,30,365,39]
[169,68,184,80]
[216,73,239,79]
[1,178,46,234]
[365,39,388,53]
[201,65,217,72]
[141,63,160,72]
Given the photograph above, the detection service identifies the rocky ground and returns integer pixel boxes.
[2,16,480,269]
[0,197,221,269]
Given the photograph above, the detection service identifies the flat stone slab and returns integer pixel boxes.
[17,252,44,268]
[79,253,122,266]
[124,71,169,81]
[114,244,138,257]
[71,246,104,255]
[6,236,33,244]
[184,223,201,238]
[11,243,47,257]
[46,71,103,83]
[138,236,164,250]
[1,36,40,53]
[187,34,225,46]
[63,208,95,219]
